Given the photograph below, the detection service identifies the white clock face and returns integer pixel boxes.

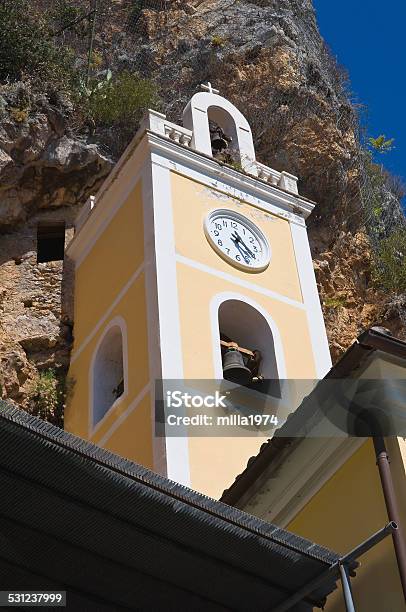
[204,209,271,272]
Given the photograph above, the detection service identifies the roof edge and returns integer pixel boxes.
[221,327,406,507]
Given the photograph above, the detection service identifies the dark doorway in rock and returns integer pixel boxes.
[37,222,66,263]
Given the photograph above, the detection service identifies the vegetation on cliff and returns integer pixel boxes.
[0,0,158,153]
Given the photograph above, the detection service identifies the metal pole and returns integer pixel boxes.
[270,522,396,612]
[340,520,397,564]
[339,563,356,612]
[86,0,99,87]
[373,436,406,601]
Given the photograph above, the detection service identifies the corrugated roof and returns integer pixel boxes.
[221,327,406,507]
[0,401,341,611]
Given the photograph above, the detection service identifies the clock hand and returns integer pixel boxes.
[232,231,255,258]
[231,235,251,263]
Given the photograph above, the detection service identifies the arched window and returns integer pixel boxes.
[93,324,125,425]
[218,299,281,397]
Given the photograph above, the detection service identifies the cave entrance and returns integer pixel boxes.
[37,222,66,263]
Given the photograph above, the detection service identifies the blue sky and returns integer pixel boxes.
[312,0,406,187]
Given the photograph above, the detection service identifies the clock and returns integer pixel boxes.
[204,209,271,272]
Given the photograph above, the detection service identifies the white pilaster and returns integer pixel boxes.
[290,222,332,378]
[149,158,191,486]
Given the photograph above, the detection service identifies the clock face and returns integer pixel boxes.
[204,209,271,272]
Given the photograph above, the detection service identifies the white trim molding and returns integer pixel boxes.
[149,159,191,487]
[141,162,167,477]
[148,134,312,221]
[290,222,332,378]
[177,255,306,310]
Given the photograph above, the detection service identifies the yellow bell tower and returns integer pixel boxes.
[66,84,331,498]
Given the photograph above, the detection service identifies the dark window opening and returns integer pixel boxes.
[37,223,66,263]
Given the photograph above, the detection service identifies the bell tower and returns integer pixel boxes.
[65,84,331,499]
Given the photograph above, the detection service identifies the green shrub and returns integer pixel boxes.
[89,50,103,71]
[368,134,395,154]
[28,369,65,427]
[324,296,347,309]
[226,158,243,172]
[373,229,406,294]
[364,156,386,220]
[50,1,89,38]
[211,35,226,48]
[9,107,29,123]
[0,0,76,88]
[85,71,159,127]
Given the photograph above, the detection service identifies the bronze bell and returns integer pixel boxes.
[211,132,229,152]
[223,347,252,386]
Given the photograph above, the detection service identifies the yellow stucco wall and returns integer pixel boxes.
[170,172,317,498]
[66,178,154,469]
[171,172,303,302]
[73,182,144,347]
[288,440,405,611]
[176,261,317,497]
[103,392,154,468]
[177,263,314,379]
[67,162,322,497]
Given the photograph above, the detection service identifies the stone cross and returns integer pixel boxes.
[200,82,220,95]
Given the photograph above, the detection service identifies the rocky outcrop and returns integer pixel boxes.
[0,85,111,407]
[0,86,111,229]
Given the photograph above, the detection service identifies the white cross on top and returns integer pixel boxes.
[200,82,220,95]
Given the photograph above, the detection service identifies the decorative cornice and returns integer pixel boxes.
[67,129,316,264]
[146,131,315,220]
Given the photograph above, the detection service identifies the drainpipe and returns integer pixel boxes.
[373,436,406,600]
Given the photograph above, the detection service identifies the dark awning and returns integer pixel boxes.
[0,402,341,611]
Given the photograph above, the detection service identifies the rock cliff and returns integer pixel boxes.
[0,85,111,410]
[0,0,404,409]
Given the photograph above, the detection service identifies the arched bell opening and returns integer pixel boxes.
[92,324,125,425]
[207,106,240,164]
[183,90,257,172]
[218,300,281,397]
